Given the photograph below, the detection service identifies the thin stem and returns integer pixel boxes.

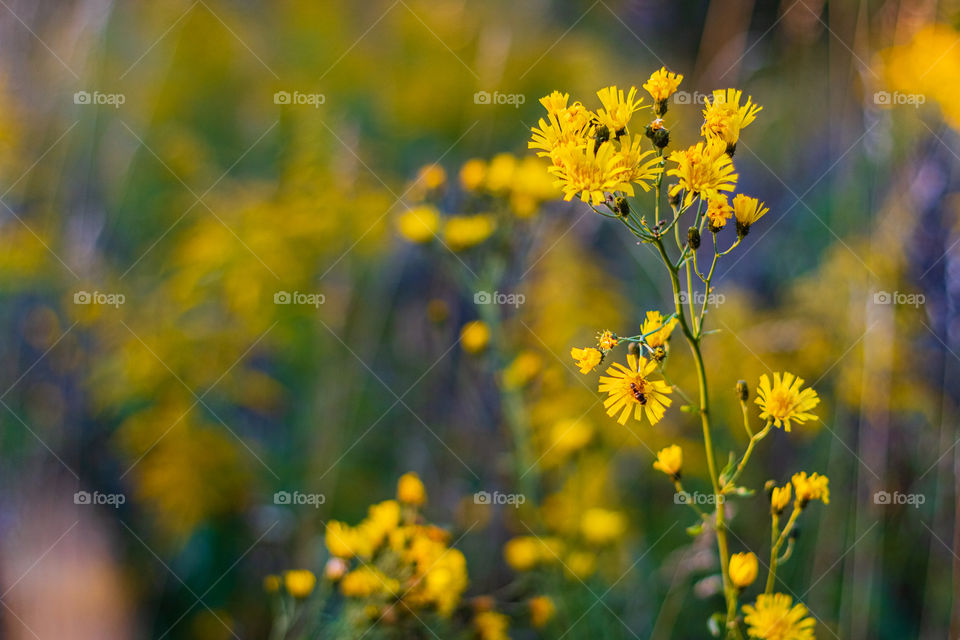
[723,423,772,492]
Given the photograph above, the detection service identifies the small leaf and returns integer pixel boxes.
[686,521,704,537]
[680,405,696,413]
[718,452,736,485]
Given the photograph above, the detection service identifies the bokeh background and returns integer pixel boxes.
[0,0,958,638]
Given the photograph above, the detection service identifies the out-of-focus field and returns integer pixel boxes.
[0,1,957,638]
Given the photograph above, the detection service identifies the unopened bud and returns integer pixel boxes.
[736,380,749,402]
[614,196,630,217]
[688,227,700,250]
[668,189,681,208]
[627,341,640,357]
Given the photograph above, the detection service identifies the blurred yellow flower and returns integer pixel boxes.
[326,521,372,559]
[771,483,792,514]
[396,205,440,243]
[729,552,758,588]
[564,550,597,579]
[459,158,487,191]
[547,418,593,458]
[652,444,682,478]
[742,593,815,640]
[475,610,510,640]
[791,472,830,506]
[486,153,518,193]
[639,311,677,348]
[570,346,602,373]
[283,570,316,598]
[263,574,280,592]
[397,472,427,506]
[529,595,556,628]
[415,163,447,191]
[443,214,496,250]
[504,536,541,571]
[598,353,673,425]
[667,140,738,207]
[341,566,399,598]
[580,507,626,545]
[755,372,819,431]
[460,320,491,353]
[502,350,542,389]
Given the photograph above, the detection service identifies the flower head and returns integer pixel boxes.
[529,595,556,628]
[733,194,770,236]
[571,346,603,373]
[460,321,490,354]
[770,483,792,514]
[653,444,682,478]
[755,372,820,431]
[443,214,496,250]
[475,610,510,640]
[614,133,662,191]
[643,67,684,108]
[701,89,762,150]
[549,139,634,205]
[598,353,673,425]
[640,310,678,348]
[742,593,816,640]
[396,205,440,243]
[597,329,619,351]
[459,158,487,190]
[667,140,738,207]
[595,85,645,133]
[791,471,830,506]
[284,570,317,598]
[580,507,627,545]
[397,471,427,506]
[729,552,759,588]
[706,195,734,231]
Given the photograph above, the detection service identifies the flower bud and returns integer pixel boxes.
[614,196,630,217]
[627,341,640,357]
[687,227,700,250]
[668,189,681,208]
[736,380,749,401]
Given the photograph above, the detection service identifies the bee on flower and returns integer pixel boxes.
[598,353,673,425]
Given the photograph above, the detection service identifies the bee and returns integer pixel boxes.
[629,382,647,405]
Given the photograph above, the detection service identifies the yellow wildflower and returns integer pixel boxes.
[263,574,280,592]
[283,570,316,598]
[667,140,738,207]
[504,536,542,571]
[580,507,626,545]
[770,483,792,514]
[595,85,645,132]
[571,346,603,373]
[597,329,619,351]
[460,320,490,354]
[791,471,830,506]
[615,133,662,191]
[701,88,762,150]
[564,550,597,579]
[529,595,556,628]
[729,552,759,588]
[755,372,819,431]
[598,353,673,425]
[733,194,770,236]
[706,195,734,230]
[415,163,447,191]
[549,140,634,206]
[340,566,399,598]
[443,214,496,250]
[459,158,487,191]
[475,610,510,640]
[643,67,684,107]
[640,310,678,348]
[548,418,594,458]
[742,593,816,640]
[397,472,427,506]
[396,205,440,243]
[325,521,373,559]
[502,350,542,389]
[652,444,682,478]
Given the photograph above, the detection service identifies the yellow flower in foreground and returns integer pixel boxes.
[701,88,762,150]
[733,194,770,236]
[667,140,738,207]
[596,85,645,132]
[580,507,626,545]
[539,90,570,118]
[283,570,317,598]
[770,483,792,514]
[397,471,427,506]
[475,610,510,640]
[571,346,603,373]
[460,158,487,190]
[743,593,816,640]
[653,444,683,478]
[729,552,759,588]
[443,214,496,250]
[755,372,820,431]
[615,134,662,191]
[529,595,556,628]
[461,320,490,354]
[791,471,830,506]
[549,140,633,206]
[396,205,440,243]
[598,353,673,425]
[643,67,684,106]
[706,195,734,230]
[640,310,678,348]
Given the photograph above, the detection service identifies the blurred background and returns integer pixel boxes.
[0,0,957,638]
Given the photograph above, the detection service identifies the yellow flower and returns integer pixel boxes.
[486,153,518,192]
[596,329,619,351]
[539,90,571,118]
[340,566,400,598]
[421,547,468,616]
[443,214,496,250]
[652,444,682,478]
[598,353,673,425]
[580,507,626,545]
[548,418,594,457]
[504,536,542,571]
[770,483,792,514]
[667,140,738,207]
[755,372,820,431]
[529,595,556,628]
[729,552,759,588]
[742,593,816,640]
[733,194,770,236]
[502,350,542,389]
[415,163,447,191]
[643,67,684,106]
[791,471,830,506]
[475,610,510,640]
[325,521,373,559]
[396,205,440,243]
[564,550,597,579]
[362,500,402,547]
[460,320,491,353]
[459,158,487,191]
[615,134,662,191]
[283,570,317,598]
[701,88,762,150]
[263,574,280,592]
[549,139,634,206]
[397,472,427,506]
[639,310,678,348]
[706,195,734,230]
[571,346,603,373]
[595,85,645,132]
